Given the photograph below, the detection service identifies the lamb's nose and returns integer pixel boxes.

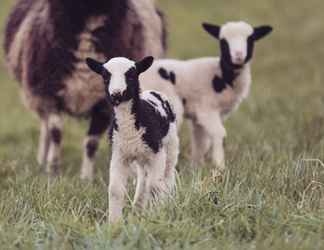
[235,51,243,57]
[235,51,244,60]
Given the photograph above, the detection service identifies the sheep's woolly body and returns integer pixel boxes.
[4,0,166,116]
[130,0,165,57]
[144,57,251,120]
[140,69,184,129]
[60,16,107,114]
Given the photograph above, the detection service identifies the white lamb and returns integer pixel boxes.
[86,56,179,224]
[140,21,273,176]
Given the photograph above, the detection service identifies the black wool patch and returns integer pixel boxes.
[86,139,98,158]
[127,91,176,153]
[51,128,62,144]
[212,75,227,93]
[88,99,112,135]
[108,116,118,142]
[150,92,175,122]
[158,68,176,85]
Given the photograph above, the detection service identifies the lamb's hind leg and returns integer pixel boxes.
[108,153,129,224]
[80,102,112,181]
[46,113,63,176]
[37,118,50,166]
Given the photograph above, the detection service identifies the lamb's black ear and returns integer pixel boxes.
[86,58,104,75]
[202,23,221,39]
[252,26,273,41]
[135,56,154,74]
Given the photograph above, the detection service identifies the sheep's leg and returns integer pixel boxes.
[197,112,226,176]
[46,114,63,176]
[165,124,179,192]
[189,120,212,168]
[133,163,147,210]
[146,150,170,206]
[80,109,111,181]
[108,153,129,224]
[37,119,50,166]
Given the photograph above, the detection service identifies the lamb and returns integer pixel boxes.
[3,0,167,179]
[86,56,179,223]
[140,21,273,176]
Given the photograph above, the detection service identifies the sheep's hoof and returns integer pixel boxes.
[39,163,60,178]
[212,169,225,182]
[80,172,94,182]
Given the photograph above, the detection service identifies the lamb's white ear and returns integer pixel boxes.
[252,26,273,41]
[135,56,154,74]
[202,23,221,39]
[86,58,104,75]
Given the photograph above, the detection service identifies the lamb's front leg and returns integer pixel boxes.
[108,153,129,224]
[146,150,170,205]
[133,163,147,210]
[197,112,226,176]
[189,120,212,168]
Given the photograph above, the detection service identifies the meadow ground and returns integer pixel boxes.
[0,0,324,249]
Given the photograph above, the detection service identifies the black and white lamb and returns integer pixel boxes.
[86,56,179,223]
[141,21,273,176]
[3,0,167,179]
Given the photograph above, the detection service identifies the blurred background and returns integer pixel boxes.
[1,0,323,177]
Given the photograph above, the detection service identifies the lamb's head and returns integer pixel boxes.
[86,56,154,106]
[202,21,272,68]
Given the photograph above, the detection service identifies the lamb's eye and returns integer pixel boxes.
[126,69,137,81]
[102,71,111,84]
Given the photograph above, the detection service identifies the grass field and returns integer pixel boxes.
[1,0,324,249]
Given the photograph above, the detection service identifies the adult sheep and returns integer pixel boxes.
[4,0,167,179]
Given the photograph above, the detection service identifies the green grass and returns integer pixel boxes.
[1,0,324,249]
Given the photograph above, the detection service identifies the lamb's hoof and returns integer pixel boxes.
[80,172,93,182]
[212,168,225,182]
[40,163,61,178]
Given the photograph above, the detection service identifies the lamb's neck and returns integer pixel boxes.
[220,60,251,90]
[114,101,137,132]
[114,96,142,132]
[228,63,252,100]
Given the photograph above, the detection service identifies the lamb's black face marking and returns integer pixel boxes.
[202,22,272,93]
[158,67,176,85]
[108,67,139,106]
